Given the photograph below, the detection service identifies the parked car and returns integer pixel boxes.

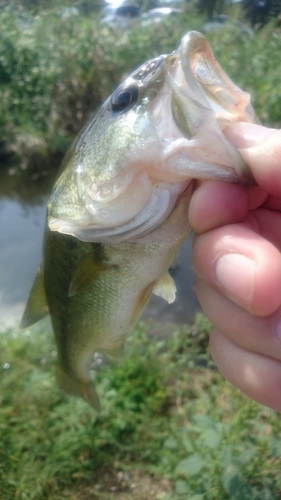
[243,0,280,27]
[140,7,181,25]
[99,5,140,28]
[60,7,80,20]
[203,13,254,35]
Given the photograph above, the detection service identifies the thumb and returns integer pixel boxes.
[224,123,281,196]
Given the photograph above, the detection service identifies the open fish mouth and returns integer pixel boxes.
[48,31,258,245]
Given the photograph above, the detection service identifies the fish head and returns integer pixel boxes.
[48,31,258,244]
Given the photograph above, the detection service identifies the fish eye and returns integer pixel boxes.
[111,84,138,112]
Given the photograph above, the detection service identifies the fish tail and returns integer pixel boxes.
[56,363,101,412]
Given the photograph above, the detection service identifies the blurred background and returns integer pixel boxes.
[0,0,281,328]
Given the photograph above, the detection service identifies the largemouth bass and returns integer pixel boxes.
[21,31,258,411]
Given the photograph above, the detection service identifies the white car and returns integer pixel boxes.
[140,7,181,25]
[99,5,140,28]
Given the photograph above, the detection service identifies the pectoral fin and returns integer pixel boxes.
[68,251,116,297]
[20,267,49,328]
[153,272,176,304]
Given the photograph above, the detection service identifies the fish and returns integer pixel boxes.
[21,31,258,411]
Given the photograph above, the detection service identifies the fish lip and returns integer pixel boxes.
[173,31,256,184]
[152,31,254,185]
[178,31,212,108]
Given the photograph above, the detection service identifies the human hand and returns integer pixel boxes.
[189,123,281,411]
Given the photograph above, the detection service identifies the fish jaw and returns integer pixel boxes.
[150,30,257,184]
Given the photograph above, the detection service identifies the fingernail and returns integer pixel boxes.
[215,253,255,307]
[224,123,275,149]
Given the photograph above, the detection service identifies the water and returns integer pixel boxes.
[142,236,200,324]
[0,194,47,327]
[0,168,200,329]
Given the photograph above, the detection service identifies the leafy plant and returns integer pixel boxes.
[1,6,280,173]
[1,315,281,499]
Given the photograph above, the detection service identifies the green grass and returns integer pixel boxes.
[1,314,281,499]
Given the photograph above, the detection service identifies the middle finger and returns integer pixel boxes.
[196,280,281,363]
[193,224,281,316]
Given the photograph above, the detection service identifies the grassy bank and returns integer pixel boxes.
[0,6,201,170]
[1,314,281,499]
[1,7,281,171]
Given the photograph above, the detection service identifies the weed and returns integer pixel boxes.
[1,7,280,171]
[1,315,281,499]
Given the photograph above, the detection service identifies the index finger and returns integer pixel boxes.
[189,180,267,234]
[225,123,281,197]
